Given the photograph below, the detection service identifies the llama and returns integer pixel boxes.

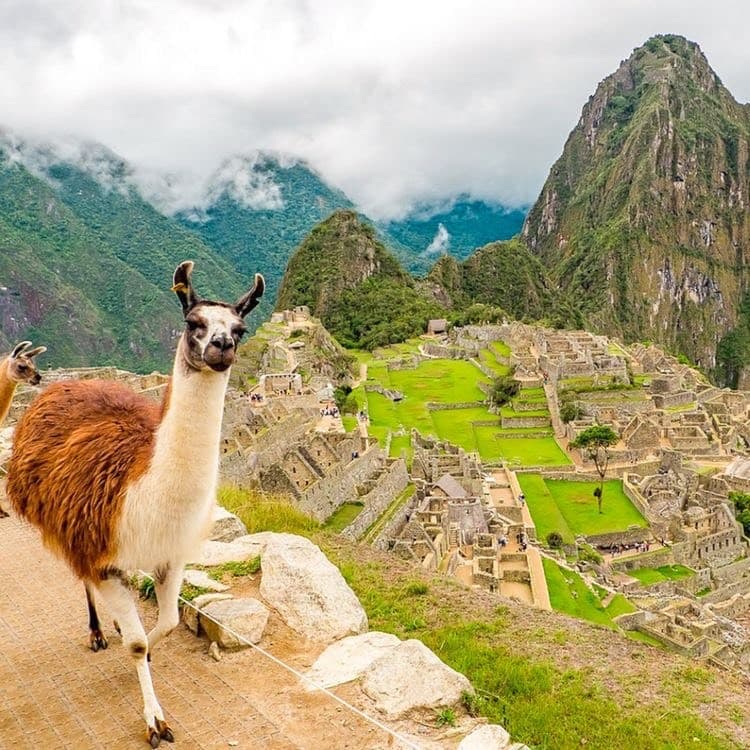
[8,261,264,747]
[0,340,47,424]
[0,340,46,518]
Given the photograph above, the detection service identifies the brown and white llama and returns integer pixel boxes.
[0,340,46,517]
[0,340,47,424]
[8,262,264,747]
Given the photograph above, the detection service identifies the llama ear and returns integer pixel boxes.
[25,346,47,359]
[10,341,32,359]
[172,261,200,315]
[234,274,265,318]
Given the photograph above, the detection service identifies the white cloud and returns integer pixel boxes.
[0,0,747,219]
[423,223,451,257]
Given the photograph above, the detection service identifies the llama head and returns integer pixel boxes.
[172,261,265,373]
[7,341,47,385]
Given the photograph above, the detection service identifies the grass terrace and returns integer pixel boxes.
[324,502,365,532]
[518,475,647,543]
[627,565,694,585]
[543,558,636,629]
[356,342,571,467]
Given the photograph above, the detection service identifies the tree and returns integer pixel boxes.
[729,491,750,536]
[491,373,520,407]
[570,425,619,514]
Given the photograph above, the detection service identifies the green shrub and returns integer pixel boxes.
[546,531,564,549]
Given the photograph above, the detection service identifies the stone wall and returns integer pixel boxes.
[297,443,386,521]
[374,487,422,551]
[341,459,410,540]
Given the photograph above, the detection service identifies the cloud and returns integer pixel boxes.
[423,224,451,257]
[0,0,747,219]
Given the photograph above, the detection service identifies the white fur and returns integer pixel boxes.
[115,343,229,572]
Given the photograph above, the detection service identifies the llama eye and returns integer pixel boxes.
[186,319,200,332]
[233,327,247,340]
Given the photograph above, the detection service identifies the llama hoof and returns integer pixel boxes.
[89,629,108,652]
[0,508,9,518]
[113,619,121,635]
[147,718,174,746]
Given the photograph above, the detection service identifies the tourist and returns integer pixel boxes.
[519,492,525,506]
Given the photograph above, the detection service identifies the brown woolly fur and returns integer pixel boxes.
[7,379,163,580]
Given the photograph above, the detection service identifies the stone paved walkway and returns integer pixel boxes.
[0,515,400,750]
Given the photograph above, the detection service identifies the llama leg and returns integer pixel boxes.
[96,575,174,746]
[147,564,183,654]
[84,583,108,651]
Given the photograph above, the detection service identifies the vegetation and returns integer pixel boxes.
[546,531,564,549]
[628,565,694,585]
[490,372,520,407]
[218,493,743,749]
[380,197,525,273]
[277,210,445,349]
[324,502,365,532]
[570,425,620,513]
[217,486,320,535]
[543,558,635,628]
[728,491,750,536]
[518,474,647,544]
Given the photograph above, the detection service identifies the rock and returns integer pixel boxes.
[208,641,222,662]
[210,505,248,542]
[305,632,401,689]
[190,532,273,566]
[183,568,230,592]
[182,592,233,635]
[201,597,269,649]
[361,639,473,717]
[458,725,511,750]
[259,534,367,643]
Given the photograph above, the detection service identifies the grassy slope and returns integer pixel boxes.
[220,489,747,750]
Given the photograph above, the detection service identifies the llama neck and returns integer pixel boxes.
[0,358,17,425]
[150,340,230,485]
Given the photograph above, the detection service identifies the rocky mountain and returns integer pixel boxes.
[276,210,444,348]
[425,238,574,325]
[382,197,526,274]
[523,34,750,380]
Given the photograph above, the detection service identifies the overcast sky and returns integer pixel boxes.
[0,0,747,219]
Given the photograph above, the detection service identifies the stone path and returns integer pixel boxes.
[0,515,402,749]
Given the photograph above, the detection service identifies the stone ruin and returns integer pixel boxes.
[601,453,750,671]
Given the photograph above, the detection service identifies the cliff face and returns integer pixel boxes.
[523,35,750,374]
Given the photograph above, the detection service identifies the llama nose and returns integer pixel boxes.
[210,334,234,351]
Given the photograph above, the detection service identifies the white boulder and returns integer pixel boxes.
[182,592,234,635]
[201,597,270,649]
[458,725,511,750]
[361,639,473,717]
[259,534,367,643]
[190,532,273,566]
[183,568,230,592]
[305,632,401,689]
[210,505,248,542]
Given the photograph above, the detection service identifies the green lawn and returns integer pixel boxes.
[489,340,511,358]
[387,359,488,403]
[479,348,510,376]
[359,347,570,468]
[628,565,694,585]
[543,558,635,629]
[324,502,365,532]
[477,433,571,466]
[341,415,358,432]
[518,475,647,542]
[388,434,412,461]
